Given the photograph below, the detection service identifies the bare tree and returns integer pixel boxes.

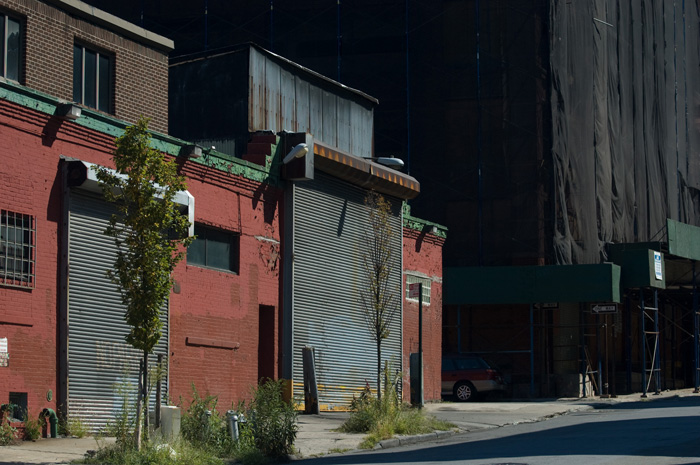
[359,191,399,400]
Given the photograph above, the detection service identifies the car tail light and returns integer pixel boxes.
[487,369,504,383]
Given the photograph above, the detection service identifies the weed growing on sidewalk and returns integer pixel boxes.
[339,370,453,449]
[246,379,298,459]
[22,415,41,441]
[0,420,16,446]
[81,380,297,465]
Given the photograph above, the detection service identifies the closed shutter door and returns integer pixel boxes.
[67,191,168,430]
[293,173,402,409]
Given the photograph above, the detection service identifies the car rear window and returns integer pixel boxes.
[444,357,488,370]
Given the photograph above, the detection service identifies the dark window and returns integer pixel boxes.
[73,44,113,113]
[0,210,35,288]
[187,224,239,273]
[8,392,27,420]
[0,13,21,81]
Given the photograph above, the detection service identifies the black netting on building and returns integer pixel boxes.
[551,1,700,264]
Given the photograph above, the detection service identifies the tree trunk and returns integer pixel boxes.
[377,340,382,401]
[143,351,149,442]
[135,359,143,450]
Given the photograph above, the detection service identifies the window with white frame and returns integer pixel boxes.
[0,210,35,288]
[73,44,113,113]
[405,274,431,305]
[0,13,22,81]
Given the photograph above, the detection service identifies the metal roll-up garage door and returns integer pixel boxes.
[292,172,402,409]
[68,190,168,430]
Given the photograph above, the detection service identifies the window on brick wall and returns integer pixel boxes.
[0,210,36,288]
[405,274,431,305]
[187,224,240,273]
[0,13,22,81]
[73,44,113,113]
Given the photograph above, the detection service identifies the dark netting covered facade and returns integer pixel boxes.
[550,1,700,265]
[79,0,700,397]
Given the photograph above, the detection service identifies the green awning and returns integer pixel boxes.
[445,263,621,305]
[667,219,700,261]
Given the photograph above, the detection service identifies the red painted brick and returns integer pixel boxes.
[402,228,445,402]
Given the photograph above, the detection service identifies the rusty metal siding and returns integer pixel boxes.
[281,68,296,132]
[309,85,323,140]
[292,173,403,409]
[322,91,338,148]
[337,98,351,154]
[248,47,374,157]
[264,59,282,131]
[295,79,310,133]
[351,105,372,158]
[249,47,267,132]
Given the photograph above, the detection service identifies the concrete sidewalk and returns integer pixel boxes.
[1,388,697,464]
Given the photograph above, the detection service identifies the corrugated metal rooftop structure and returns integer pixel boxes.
[169,42,377,160]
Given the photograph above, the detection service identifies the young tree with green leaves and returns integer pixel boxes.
[96,117,193,449]
[359,191,399,400]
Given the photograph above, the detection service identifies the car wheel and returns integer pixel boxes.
[454,381,476,402]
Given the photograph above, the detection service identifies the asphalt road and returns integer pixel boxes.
[293,396,700,465]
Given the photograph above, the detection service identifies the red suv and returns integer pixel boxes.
[441,355,507,402]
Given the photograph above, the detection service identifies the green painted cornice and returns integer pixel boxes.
[402,202,447,238]
[0,78,277,185]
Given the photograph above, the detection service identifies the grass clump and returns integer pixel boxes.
[180,385,236,458]
[339,369,453,449]
[22,415,41,441]
[82,379,296,465]
[246,379,298,459]
[0,420,16,446]
[83,437,225,465]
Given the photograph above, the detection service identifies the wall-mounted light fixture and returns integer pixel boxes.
[58,103,82,121]
[184,144,203,159]
[364,156,405,169]
[283,143,309,164]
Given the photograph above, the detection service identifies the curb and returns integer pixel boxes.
[377,429,457,450]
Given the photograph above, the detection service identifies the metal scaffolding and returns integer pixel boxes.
[640,289,661,397]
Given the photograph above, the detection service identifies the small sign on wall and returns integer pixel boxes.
[408,283,421,299]
[0,337,7,367]
[654,251,663,280]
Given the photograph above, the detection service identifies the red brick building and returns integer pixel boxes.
[402,210,445,401]
[0,0,444,428]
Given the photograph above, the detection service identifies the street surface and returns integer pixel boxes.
[293,396,700,465]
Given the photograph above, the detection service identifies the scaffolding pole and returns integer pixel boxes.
[530,303,535,396]
[641,289,661,397]
[625,294,632,393]
[641,291,647,398]
[580,303,587,397]
[653,290,661,394]
[694,261,699,393]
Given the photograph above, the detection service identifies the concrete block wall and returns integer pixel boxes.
[402,227,445,402]
[0,0,170,132]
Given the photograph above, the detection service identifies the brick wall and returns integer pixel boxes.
[0,0,170,132]
[402,228,445,402]
[169,162,283,408]
[0,98,116,418]
[0,96,282,417]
